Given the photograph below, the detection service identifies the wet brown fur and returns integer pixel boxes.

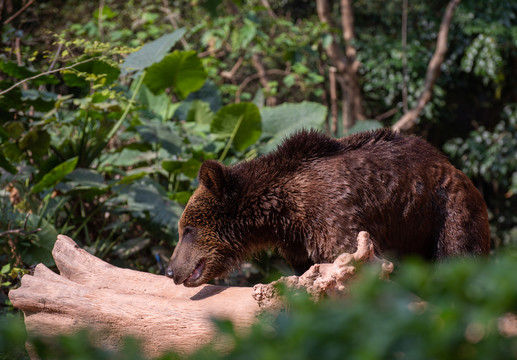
[166,129,490,286]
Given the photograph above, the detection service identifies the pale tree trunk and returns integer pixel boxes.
[392,0,461,132]
[8,233,389,358]
[9,235,260,357]
[317,0,365,134]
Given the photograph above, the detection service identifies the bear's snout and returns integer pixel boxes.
[165,265,174,279]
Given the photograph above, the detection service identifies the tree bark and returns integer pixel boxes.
[251,53,277,106]
[317,0,365,134]
[392,0,461,132]
[9,235,260,357]
[9,233,390,358]
[329,66,338,134]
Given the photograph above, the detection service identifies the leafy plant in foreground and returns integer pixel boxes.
[3,251,517,359]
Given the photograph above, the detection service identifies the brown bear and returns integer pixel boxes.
[165,129,490,287]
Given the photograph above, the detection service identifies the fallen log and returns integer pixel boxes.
[253,231,394,310]
[9,232,391,357]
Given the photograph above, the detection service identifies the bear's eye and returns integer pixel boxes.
[183,226,193,236]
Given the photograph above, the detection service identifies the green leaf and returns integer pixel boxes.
[1,264,9,274]
[21,89,57,112]
[21,214,58,266]
[0,61,58,85]
[143,50,207,98]
[94,5,117,20]
[5,122,25,140]
[0,152,17,174]
[181,158,202,178]
[116,172,147,185]
[173,80,222,121]
[109,178,184,230]
[0,126,9,141]
[56,168,107,193]
[211,103,262,152]
[120,29,187,74]
[31,157,78,193]
[0,61,35,79]
[346,120,383,135]
[137,84,179,121]
[186,100,214,124]
[231,19,257,50]
[162,160,182,174]
[252,88,265,109]
[136,120,183,155]
[201,0,222,17]
[19,129,51,158]
[173,191,192,204]
[213,318,236,336]
[260,101,326,154]
[62,59,120,87]
[101,148,154,168]
[162,158,202,178]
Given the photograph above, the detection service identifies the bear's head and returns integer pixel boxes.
[165,160,245,287]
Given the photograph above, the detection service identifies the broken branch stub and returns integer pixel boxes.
[252,231,394,310]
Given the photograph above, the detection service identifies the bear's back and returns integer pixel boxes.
[237,129,489,261]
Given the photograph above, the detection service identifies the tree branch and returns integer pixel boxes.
[340,0,356,58]
[260,0,277,20]
[236,68,286,104]
[251,53,277,106]
[160,0,190,49]
[0,213,40,238]
[329,67,338,134]
[317,0,365,132]
[316,0,348,74]
[401,0,409,113]
[0,56,101,97]
[392,0,461,132]
[3,0,35,25]
[374,107,399,122]
[0,227,41,238]
[221,56,244,81]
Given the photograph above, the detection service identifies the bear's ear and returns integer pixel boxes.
[198,160,226,198]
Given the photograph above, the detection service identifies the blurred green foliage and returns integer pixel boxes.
[3,251,517,359]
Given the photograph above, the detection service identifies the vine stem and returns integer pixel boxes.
[392,0,461,132]
[106,71,146,140]
[0,56,102,97]
[89,71,146,163]
[219,114,244,162]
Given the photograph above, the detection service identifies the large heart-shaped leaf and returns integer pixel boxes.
[143,50,207,98]
[260,101,326,154]
[346,120,383,135]
[211,103,262,152]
